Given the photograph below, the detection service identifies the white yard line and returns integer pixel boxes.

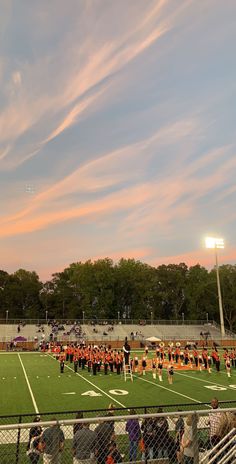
[47,355,126,408]
[133,374,206,405]
[174,370,236,391]
[18,353,39,414]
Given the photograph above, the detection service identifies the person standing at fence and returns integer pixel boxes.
[41,421,65,464]
[153,408,170,459]
[180,414,196,464]
[26,416,42,464]
[208,398,222,447]
[72,422,96,464]
[174,411,185,464]
[141,417,155,461]
[125,409,141,462]
[95,417,115,464]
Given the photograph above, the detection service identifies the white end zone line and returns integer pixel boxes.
[173,370,236,391]
[18,353,39,414]
[47,355,126,408]
[133,374,207,406]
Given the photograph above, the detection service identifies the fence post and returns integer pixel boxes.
[15,415,22,464]
[193,411,199,464]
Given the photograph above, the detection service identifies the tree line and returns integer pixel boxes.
[0,259,236,331]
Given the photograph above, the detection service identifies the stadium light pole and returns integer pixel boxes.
[205,237,225,337]
[6,310,9,324]
[82,311,85,325]
[150,311,153,325]
[45,310,48,323]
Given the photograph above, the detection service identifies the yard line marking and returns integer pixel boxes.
[173,370,236,391]
[133,374,205,405]
[48,355,126,408]
[18,354,39,414]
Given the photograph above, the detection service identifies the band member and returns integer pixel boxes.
[145,345,149,356]
[69,345,74,363]
[193,347,199,367]
[65,345,69,362]
[202,348,208,370]
[92,353,97,375]
[134,356,139,373]
[87,356,92,373]
[59,353,65,373]
[104,354,109,375]
[175,344,180,364]
[180,350,184,366]
[123,338,131,365]
[230,348,236,368]
[109,352,114,373]
[160,345,165,361]
[189,352,194,369]
[168,345,173,362]
[116,352,122,375]
[156,346,160,358]
[157,358,163,382]
[214,350,220,372]
[96,352,101,372]
[81,349,86,370]
[207,356,212,374]
[152,358,157,380]
[141,356,147,375]
[198,354,203,371]
[167,364,174,384]
[225,356,231,377]
[74,353,79,373]
[184,348,189,365]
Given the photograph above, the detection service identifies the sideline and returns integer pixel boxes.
[18,353,39,414]
[47,354,126,408]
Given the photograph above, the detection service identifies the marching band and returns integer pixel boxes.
[41,340,236,381]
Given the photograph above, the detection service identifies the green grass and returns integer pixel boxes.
[0,352,236,419]
[0,353,236,463]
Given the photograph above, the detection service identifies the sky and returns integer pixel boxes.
[1,0,236,282]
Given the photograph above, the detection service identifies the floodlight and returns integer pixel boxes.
[204,236,225,337]
[205,237,224,249]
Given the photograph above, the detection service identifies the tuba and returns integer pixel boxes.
[176,342,181,347]
[160,342,165,348]
[168,342,174,347]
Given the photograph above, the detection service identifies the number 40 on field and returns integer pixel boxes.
[81,389,128,397]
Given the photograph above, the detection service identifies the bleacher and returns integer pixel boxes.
[0,321,235,343]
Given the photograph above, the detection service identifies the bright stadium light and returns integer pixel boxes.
[205,237,225,337]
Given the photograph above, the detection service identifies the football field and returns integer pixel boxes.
[0,352,236,419]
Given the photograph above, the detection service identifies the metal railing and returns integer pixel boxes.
[0,405,235,464]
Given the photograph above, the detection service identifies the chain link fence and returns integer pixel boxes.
[0,406,235,464]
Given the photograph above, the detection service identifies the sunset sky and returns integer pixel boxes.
[1,0,236,281]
